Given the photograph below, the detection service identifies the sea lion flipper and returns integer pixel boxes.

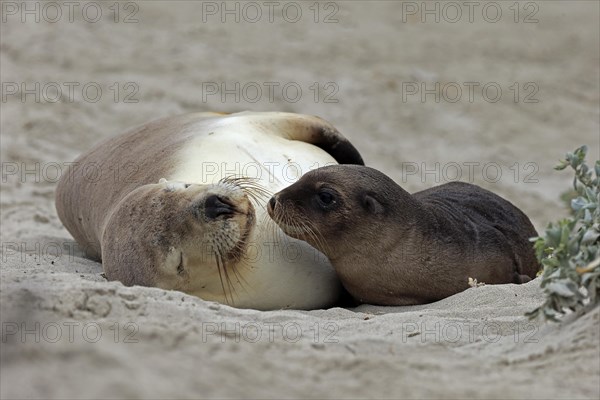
[302,119,365,166]
[227,112,365,166]
[281,113,365,166]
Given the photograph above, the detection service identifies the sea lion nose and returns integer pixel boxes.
[205,195,235,219]
[268,196,277,211]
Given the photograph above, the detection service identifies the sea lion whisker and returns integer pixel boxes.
[239,183,272,200]
[219,176,273,207]
[296,216,330,256]
[223,256,241,301]
[230,264,249,291]
[260,206,286,243]
[213,247,232,305]
[220,176,268,194]
[232,257,254,291]
[263,203,287,245]
[264,208,282,242]
[277,207,311,237]
[243,190,261,207]
[216,247,238,303]
[219,175,247,185]
[227,239,252,289]
[245,189,271,204]
[271,214,289,245]
[221,175,253,183]
[300,220,325,252]
[304,217,331,255]
[214,240,238,303]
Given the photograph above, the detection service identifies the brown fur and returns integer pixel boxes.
[268,165,541,306]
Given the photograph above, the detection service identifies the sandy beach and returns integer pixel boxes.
[1,1,599,398]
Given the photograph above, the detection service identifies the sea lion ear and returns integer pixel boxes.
[362,193,384,215]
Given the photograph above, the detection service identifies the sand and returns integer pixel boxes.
[1,1,599,399]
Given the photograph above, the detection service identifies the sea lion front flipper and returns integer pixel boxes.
[219,112,365,166]
[276,113,365,166]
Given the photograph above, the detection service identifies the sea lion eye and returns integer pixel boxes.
[317,189,336,207]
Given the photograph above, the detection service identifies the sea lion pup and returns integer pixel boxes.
[268,165,540,306]
[55,112,364,310]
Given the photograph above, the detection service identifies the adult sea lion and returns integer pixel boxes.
[268,165,540,306]
[55,112,364,310]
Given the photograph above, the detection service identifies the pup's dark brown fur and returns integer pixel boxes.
[268,165,540,306]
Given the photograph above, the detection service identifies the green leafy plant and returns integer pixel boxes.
[527,145,600,321]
